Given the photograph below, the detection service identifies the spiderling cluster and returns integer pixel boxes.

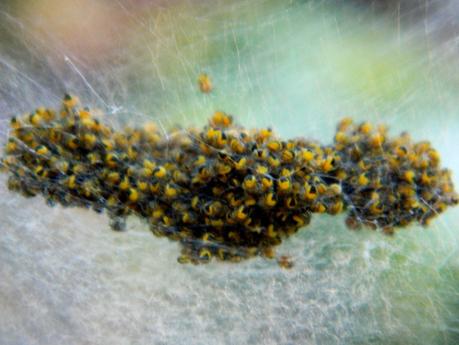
[1,95,457,264]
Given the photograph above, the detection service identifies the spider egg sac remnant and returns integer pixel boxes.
[1,95,457,264]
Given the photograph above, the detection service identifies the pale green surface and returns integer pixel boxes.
[0,1,459,344]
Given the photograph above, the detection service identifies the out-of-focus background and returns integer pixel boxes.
[1,1,459,344]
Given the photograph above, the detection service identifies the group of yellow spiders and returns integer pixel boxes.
[1,94,457,266]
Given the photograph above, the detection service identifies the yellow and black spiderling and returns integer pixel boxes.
[1,95,458,265]
[198,73,213,94]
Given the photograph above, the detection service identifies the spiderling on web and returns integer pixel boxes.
[1,95,457,264]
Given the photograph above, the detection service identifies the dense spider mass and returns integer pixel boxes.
[1,95,457,264]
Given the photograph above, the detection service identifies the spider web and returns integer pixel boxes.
[0,0,459,344]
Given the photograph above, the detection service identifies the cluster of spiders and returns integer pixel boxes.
[1,95,457,265]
